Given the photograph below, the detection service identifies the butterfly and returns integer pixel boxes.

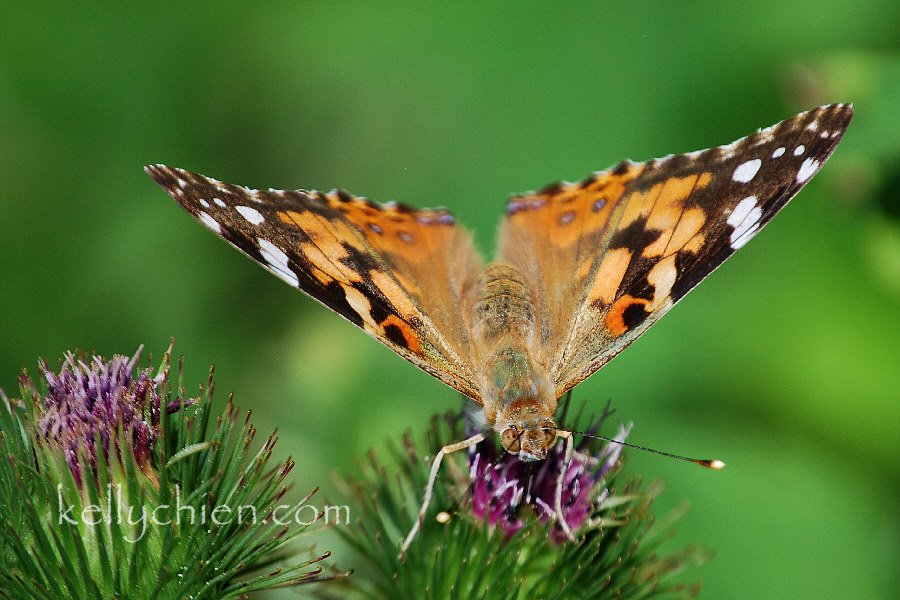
[148,103,852,549]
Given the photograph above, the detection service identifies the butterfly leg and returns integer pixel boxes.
[554,430,577,541]
[399,432,485,557]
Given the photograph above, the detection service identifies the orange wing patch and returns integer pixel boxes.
[640,174,712,257]
[380,313,423,355]
[504,162,646,250]
[590,248,632,306]
[645,174,703,232]
[602,254,675,337]
[620,182,663,229]
[605,295,648,337]
[277,209,364,286]
[324,191,458,268]
[666,207,707,255]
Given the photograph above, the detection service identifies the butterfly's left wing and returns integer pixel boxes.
[147,165,485,400]
[497,103,853,399]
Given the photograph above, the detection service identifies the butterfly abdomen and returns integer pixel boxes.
[471,262,537,342]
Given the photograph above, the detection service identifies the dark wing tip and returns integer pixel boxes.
[145,164,191,194]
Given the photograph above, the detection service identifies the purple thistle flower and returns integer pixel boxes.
[468,412,631,542]
[23,345,184,488]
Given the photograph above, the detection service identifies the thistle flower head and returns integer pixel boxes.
[469,416,631,542]
[25,345,181,487]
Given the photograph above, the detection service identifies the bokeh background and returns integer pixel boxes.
[2,2,898,598]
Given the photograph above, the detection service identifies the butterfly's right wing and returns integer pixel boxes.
[147,165,485,401]
[498,104,853,399]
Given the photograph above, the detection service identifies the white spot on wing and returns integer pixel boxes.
[728,196,762,249]
[198,211,222,234]
[214,198,226,208]
[236,205,265,225]
[199,199,210,209]
[806,120,818,131]
[754,127,775,145]
[731,222,761,249]
[727,196,757,227]
[796,157,820,183]
[772,147,786,158]
[177,178,187,188]
[732,158,762,183]
[257,238,299,287]
[793,144,806,156]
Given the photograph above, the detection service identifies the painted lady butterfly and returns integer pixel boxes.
[148,103,852,547]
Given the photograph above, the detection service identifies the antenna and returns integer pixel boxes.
[558,427,725,469]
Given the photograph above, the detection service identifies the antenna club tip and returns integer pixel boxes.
[707,459,726,470]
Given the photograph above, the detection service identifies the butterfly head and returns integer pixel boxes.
[480,342,559,461]
[498,418,557,461]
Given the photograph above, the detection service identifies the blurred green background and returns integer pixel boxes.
[2,2,898,598]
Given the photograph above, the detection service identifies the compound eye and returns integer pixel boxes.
[500,427,521,455]
[542,428,558,450]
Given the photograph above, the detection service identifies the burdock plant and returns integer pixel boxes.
[0,345,339,599]
[330,405,709,600]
